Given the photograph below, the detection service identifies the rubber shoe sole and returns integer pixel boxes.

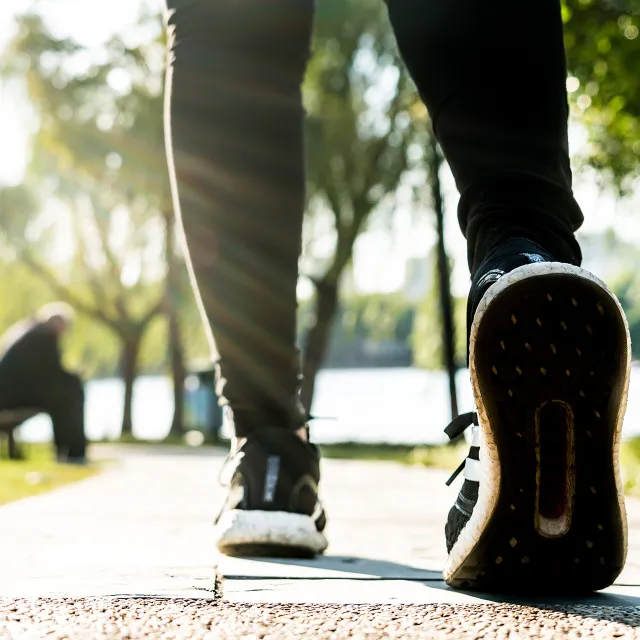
[444,262,630,594]
[215,509,328,558]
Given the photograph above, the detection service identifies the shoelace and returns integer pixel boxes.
[444,410,478,487]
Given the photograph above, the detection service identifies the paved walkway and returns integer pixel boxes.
[2,445,640,637]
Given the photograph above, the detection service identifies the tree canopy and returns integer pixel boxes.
[564,0,640,187]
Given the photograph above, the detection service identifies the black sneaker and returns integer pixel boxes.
[214,427,328,558]
[443,239,631,593]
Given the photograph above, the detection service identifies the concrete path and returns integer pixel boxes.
[2,445,640,637]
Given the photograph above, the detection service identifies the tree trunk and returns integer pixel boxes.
[168,310,186,438]
[164,211,187,438]
[120,333,142,436]
[428,136,459,421]
[301,278,339,415]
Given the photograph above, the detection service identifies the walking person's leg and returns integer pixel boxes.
[164,0,327,557]
[387,0,630,592]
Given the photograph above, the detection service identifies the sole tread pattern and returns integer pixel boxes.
[446,264,630,594]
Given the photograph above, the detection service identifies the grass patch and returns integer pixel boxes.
[93,433,640,495]
[621,437,640,496]
[0,443,101,506]
[95,431,225,447]
[322,438,640,492]
[101,434,464,470]
[320,441,466,469]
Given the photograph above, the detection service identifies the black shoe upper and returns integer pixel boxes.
[217,427,326,532]
[445,456,479,553]
[444,411,481,553]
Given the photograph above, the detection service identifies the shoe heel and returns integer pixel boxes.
[447,264,629,593]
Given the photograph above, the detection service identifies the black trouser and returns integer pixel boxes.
[0,374,86,458]
[164,0,584,437]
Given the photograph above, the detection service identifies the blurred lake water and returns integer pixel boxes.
[18,365,640,445]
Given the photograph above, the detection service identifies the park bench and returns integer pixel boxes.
[0,409,40,460]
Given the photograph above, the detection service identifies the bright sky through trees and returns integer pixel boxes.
[1,0,639,299]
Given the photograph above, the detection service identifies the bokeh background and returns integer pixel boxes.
[1,0,640,453]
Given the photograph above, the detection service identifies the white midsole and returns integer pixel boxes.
[443,262,631,582]
[215,510,328,554]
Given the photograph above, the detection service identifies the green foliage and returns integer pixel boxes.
[61,315,120,378]
[298,291,417,367]
[619,437,640,495]
[0,255,208,378]
[337,293,415,343]
[0,14,169,334]
[0,260,52,328]
[412,257,467,370]
[302,0,425,283]
[0,12,205,411]
[295,0,429,408]
[0,258,117,376]
[609,273,640,360]
[564,0,640,186]
[3,0,640,409]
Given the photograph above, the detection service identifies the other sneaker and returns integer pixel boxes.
[214,426,328,557]
[444,239,630,593]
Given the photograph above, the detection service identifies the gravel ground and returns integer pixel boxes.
[2,599,640,639]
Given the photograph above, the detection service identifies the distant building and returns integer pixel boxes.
[578,230,640,284]
[403,254,433,302]
[340,264,357,297]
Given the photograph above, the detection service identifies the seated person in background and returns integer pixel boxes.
[0,302,86,464]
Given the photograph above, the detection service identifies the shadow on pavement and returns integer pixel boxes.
[236,554,640,624]
[222,554,442,581]
[449,585,640,608]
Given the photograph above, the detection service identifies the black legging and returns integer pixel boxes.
[164,0,584,437]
